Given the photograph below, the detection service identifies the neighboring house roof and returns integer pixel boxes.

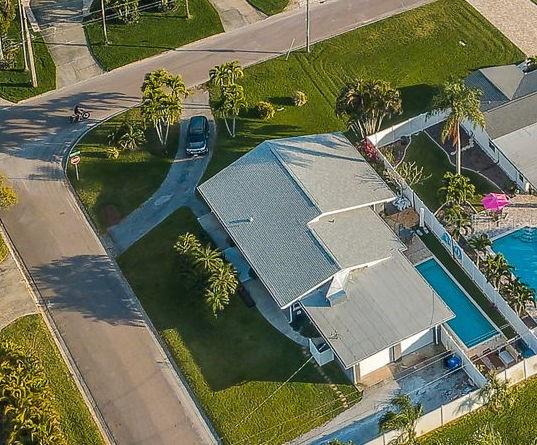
[198,133,396,308]
[484,93,537,140]
[302,253,454,368]
[493,122,537,187]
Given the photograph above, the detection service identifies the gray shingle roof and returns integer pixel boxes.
[494,122,537,187]
[302,253,454,368]
[198,133,395,308]
[309,207,404,269]
[485,93,537,139]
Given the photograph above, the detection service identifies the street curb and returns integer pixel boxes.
[0,220,116,445]
[62,118,222,445]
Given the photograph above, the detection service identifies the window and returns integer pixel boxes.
[489,140,497,152]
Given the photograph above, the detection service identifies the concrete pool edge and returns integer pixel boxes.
[416,255,504,350]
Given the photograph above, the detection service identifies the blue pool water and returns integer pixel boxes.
[493,228,537,303]
[416,259,498,348]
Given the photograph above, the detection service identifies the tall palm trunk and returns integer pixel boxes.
[232,116,236,137]
[456,122,461,175]
[0,38,4,60]
[185,0,190,18]
[223,118,232,137]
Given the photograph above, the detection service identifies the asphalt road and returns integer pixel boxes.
[0,0,434,443]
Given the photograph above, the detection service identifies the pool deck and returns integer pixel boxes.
[472,194,537,238]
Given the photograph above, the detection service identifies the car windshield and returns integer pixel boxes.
[189,132,205,143]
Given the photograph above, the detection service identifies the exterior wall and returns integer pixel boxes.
[400,328,434,356]
[359,347,392,376]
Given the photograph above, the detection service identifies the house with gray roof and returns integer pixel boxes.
[465,63,537,191]
[198,133,454,384]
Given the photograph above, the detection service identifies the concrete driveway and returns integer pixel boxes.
[109,90,214,254]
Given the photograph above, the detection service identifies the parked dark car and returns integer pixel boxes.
[186,115,209,156]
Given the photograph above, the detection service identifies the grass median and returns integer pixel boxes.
[0,314,104,445]
[247,0,289,15]
[118,207,360,445]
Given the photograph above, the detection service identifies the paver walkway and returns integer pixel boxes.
[108,90,213,254]
[466,0,537,55]
[208,0,266,31]
[31,0,103,88]
[0,254,37,330]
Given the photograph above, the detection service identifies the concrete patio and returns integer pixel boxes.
[290,344,474,445]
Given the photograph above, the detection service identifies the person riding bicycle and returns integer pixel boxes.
[73,104,85,118]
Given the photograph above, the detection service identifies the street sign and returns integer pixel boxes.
[70,155,81,165]
[69,150,80,158]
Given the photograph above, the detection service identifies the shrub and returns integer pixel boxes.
[0,39,19,70]
[106,0,140,23]
[105,147,120,159]
[108,119,146,151]
[255,101,275,120]
[0,174,17,209]
[293,90,308,107]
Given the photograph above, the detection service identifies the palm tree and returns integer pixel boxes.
[429,80,486,175]
[439,172,477,207]
[335,78,402,140]
[204,287,230,317]
[468,233,491,267]
[482,254,512,290]
[443,205,472,241]
[208,262,238,295]
[479,371,514,413]
[214,84,247,137]
[194,244,223,272]
[209,60,244,90]
[503,278,535,316]
[174,232,202,256]
[0,0,16,61]
[141,69,189,146]
[379,394,423,445]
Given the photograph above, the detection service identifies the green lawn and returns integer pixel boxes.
[84,0,223,71]
[118,208,359,445]
[68,108,179,232]
[403,133,500,211]
[0,315,104,445]
[0,13,56,102]
[423,376,537,444]
[247,0,289,15]
[204,0,523,181]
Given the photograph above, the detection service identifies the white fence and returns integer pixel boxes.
[440,326,487,387]
[367,111,448,148]
[358,121,537,445]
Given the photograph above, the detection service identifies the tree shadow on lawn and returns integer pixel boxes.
[399,83,439,119]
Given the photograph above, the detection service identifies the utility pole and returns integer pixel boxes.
[17,0,28,71]
[100,0,108,44]
[22,6,37,87]
[305,0,310,53]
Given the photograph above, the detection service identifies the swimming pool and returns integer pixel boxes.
[416,258,499,348]
[493,228,537,301]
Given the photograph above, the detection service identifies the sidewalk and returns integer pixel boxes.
[0,253,37,330]
[466,0,537,55]
[31,0,103,88]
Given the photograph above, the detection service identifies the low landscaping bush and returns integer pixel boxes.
[293,90,308,107]
[105,147,120,159]
[254,100,275,120]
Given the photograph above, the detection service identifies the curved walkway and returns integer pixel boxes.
[0,0,435,443]
[109,90,213,254]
